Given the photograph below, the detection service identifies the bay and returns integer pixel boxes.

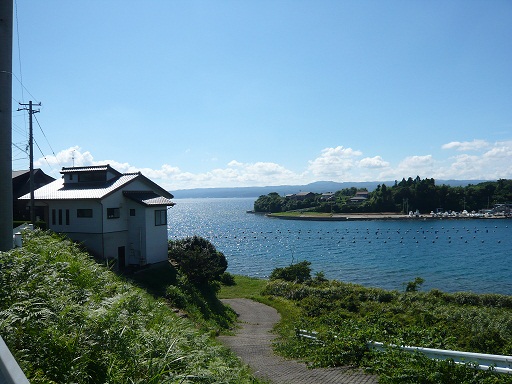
[168,197,512,295]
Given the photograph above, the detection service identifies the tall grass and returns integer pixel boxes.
[263,279,512,383]
[0,230,260,383]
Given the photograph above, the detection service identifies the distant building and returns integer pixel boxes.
[286,192,316,201]
[348,191,369,205]
[321,192,335,201]
[19,165,174,269]
[12,169,55,221]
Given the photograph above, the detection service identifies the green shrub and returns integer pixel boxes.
[165,285,188,308]
[219,272,236,286]
[168,236,228,284]
[263,268,512,382]
[269,261,312,283]
[0,230,258,383]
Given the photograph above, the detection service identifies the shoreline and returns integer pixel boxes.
[264,212,511,221]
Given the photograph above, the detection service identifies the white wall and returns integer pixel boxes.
[144,207,169,264]
[48,200,102,234]
[65,232,103,257]
[102,193,128,234]
[126,199,146,265]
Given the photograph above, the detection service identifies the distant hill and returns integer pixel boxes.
[172,179,489,199]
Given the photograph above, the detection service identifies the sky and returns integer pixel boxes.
[10,0,512,191]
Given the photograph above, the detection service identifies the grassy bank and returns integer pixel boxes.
[0,230,262,383]
[221,274,512,384]
[5,230,510,383]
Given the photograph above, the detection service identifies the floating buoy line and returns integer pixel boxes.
[169,225,507,245]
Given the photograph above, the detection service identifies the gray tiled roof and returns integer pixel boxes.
[123,191,175,206]
[60,165,119,174]
[12,170,30,178]
[19,173,140,200]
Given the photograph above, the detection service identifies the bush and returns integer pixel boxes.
[219,272,236,286]
[165,285,188,307]
[168,236,228,284]
[269,261,312,283]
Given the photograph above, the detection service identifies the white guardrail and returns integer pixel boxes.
[297,329,512,374]
[12,223,33,248]
[0,336,30,384]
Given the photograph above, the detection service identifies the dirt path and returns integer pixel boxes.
[218,298,378,384]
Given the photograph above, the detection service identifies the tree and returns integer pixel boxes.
[168,236,227,284]
[269,261,312,283]
[405,277,425,292]
[254,192,283,212]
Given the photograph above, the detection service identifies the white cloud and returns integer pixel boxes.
[482,141,512,159]
[441,139,490,151]
[227,160,244,167]
[377,155,435,181]
[359,156,390,169]
[435,141,512,180]
[307,146,363,179]
[35,141,512,191]
[34,146,95,170]
[35,147,305,189]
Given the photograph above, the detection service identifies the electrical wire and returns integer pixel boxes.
[33,114,59,169]
[14,0,25,104]
[33,138,54,170]
[12,142,27,154]
[12,122,27,136]
[0,71,40,103]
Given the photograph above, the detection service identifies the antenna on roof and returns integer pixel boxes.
[72,150,75,167]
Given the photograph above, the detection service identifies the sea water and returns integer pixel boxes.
[168,198,512,295]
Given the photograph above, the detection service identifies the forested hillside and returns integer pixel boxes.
[254,177,512,214]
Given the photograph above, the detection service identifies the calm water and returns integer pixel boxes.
[168,198,512,295]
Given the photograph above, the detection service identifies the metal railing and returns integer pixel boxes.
[297,329,512,374]
[0,336,30,384]
[12,224,33,248]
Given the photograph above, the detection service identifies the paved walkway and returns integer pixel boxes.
[218,298,378,384]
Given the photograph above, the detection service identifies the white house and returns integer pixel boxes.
[18,165,174,269]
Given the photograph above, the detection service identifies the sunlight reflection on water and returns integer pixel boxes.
[168,198,512,294]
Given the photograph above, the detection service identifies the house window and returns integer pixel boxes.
[52,209,56,225]
[155,210,167,226]
[107,208,120,219]
[130,209,136,216]
[77,209,93,218]
[58,209,62,225]
[65,209,70,225]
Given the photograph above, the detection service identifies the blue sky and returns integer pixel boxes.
[11,0,512,190]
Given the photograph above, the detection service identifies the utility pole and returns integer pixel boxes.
[0,0,13,251]
[18,101,40,225]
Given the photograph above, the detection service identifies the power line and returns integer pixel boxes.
[0,71,40,102]
[33,114,59,167]
[14,0,24,104]
[12,142,27,154]
[33,137,54,170]
[12,122,26,136]
[12,157,28,162]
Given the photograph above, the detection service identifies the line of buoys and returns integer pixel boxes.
[172,224,506,246]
